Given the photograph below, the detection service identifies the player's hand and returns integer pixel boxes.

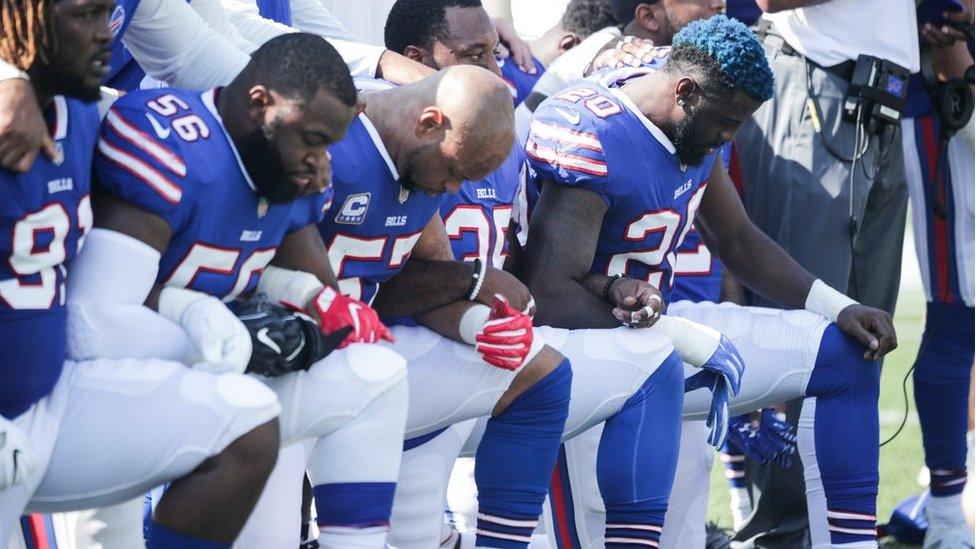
[726,408,797,467]
[920,9,973,47]
[493,17,537,74]
[684,335,745,448]
[0,415,36,490]
[585,37,657,75]
[476,268,535,315]
[608,277,664,328]
[0,78,58,172]
[836,304,897,361]
[179,296,253,374]
[310,287,394,348]
[476,295,534,370]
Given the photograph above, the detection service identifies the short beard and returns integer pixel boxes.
[238,122,299,204]
[673,115,708,167]
[51,72,101,103]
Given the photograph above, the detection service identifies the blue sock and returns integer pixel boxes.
[913,301,973,497]
[597,352,684,549]
[313,482,397,529]
[145,521,230,549]
[475,358,572,548]
[721,442,747,489]
[806,325,881,545]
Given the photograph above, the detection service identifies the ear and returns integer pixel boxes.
[403,45,432,66]
[558,33,581,54]
[355,93,366,116]
[415,106,447,138]
[246,85,273,124]
[674,77,702,110]
[635,2,661,34]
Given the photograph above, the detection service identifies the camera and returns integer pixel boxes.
[843,54,911,134]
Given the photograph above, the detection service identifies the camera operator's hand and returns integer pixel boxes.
[836,304,898,362]
[921,9,973,47]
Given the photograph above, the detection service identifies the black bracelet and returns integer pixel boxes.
[603,274,623,303]
[466,258,485,301]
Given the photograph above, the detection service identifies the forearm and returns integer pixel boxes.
[416,300,481,342]
[372,259,476,317]
[705,221,814,309]
[66,229,195,362]
[526,272,620,329]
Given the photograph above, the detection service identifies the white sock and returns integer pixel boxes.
[318,526,388,549]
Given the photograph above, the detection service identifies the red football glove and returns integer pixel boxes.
[475,295,534,371]
[310,287,394,348]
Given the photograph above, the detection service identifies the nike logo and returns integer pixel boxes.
[145,113,171,139]
[256,328,281,354]
[553,107,581,125]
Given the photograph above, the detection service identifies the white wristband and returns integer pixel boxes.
[654,315,721,368]
[459,304,491,345]
[158,287,212,325]
[804,279,857,323]
[0,59,28,82]
[257,265,324,310]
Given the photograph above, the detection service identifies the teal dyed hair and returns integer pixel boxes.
[669,14,773,102]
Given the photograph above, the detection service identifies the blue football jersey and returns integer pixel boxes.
[525,77,718,302]
[669,144,732,303]
[498,56,545,106]
[318,114,444,304]
[95,88,328,301]
[106,0,143,90]
[0,97,98,418]
[440,143,525,268]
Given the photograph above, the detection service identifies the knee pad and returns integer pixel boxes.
[190,369,282,453]
[807,325,880,400]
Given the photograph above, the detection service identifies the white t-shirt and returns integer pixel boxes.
[765,0,919,72]
[319,0,396,46]
[512,0,571,40]
[531,26,621,97]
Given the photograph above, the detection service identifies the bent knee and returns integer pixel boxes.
[809,325,880,398]
[221,417,281,479]
[497,346,571,415]
[342,343,408,389]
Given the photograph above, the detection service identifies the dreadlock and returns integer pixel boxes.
[0,0,54,71]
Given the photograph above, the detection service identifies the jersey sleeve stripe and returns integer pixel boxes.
[105,110,187,178]
[529,120,604,152]
[526,140,609,177]
[98,137,183,205]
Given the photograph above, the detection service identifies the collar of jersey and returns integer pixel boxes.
[608,87,676,156]
[47,95,68,141]
[358,113,399,181]
[201,88,257,192]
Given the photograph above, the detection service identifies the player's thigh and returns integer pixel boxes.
[259,342,407,446]
[389,325,519,439]
[29,358,279,512]
[537,326,677,439]
[669,300,829,418]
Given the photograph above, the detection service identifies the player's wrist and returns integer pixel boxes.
[459,304,492,345]
[466,258,487,301]
[654,315,721,367]
[158,286,215,325]
[603,273,625,304]
[804,279,857,323]
[257,265,325,310]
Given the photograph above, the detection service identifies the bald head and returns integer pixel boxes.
[364,65,515,195]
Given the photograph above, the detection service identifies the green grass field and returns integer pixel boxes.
[705,286,930,548]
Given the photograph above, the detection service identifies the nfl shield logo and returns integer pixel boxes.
[257,198,269,218]
[398,186,410,204]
